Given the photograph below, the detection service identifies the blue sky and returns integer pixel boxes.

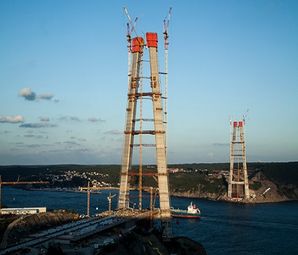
[0,0,297,165]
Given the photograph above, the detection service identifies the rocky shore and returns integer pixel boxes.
[171,170,298,204]
[28,181,297,204]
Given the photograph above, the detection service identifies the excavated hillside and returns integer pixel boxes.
[170,170,297,203]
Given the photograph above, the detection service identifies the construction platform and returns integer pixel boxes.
[0,209,160,255]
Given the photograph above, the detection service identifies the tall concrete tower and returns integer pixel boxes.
[228,120,250,199]
[118,33,171,218]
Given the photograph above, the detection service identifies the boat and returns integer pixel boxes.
[171,202,201,219]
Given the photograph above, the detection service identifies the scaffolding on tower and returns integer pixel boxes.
[228,119,250,199]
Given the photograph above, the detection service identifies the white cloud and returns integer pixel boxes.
[0,115,24,123]
[39,116,50,122]
[59,116,81,122]
[19,88,56,102]
[38,93,54,100]
[64,141,80,146]
[24,134,48,139]
[104,129,122,135]
[19,88,36,101]
[212,143,229,147]
[88,117,105,123]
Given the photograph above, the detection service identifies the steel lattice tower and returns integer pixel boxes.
[228,120,250,199]
[118,33,171,219]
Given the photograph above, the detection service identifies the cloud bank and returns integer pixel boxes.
[59,116,105,123]
[59,116,81,122]
[39,117,50,122]
[212,143,229,147]
[19,123,57,128]
[24,134,48,139]
[0,115,24,123]
[88,117,105,123]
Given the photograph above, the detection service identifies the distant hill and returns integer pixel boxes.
[168,162,298,186]
[0,162,297,201]
[0,162,297,185]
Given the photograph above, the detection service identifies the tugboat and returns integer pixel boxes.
[171,202,201,219]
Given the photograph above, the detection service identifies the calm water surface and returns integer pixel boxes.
[3,187,298,255]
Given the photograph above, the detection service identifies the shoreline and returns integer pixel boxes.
[170,191,297,204]
[9,187,297,204]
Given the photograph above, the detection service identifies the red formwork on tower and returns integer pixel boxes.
[131,37,144,53]
[146,32,158,47]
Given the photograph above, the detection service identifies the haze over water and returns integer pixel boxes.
[3,187,298,255]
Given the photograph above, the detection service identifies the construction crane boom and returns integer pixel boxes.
[123,7,138,40]
[163,7,172,154]
[0,175,49,210]
[163,7,172,49]
[123,7,139,90]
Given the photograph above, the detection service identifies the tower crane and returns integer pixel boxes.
[123,7,138,89]
[0,175,48,211]
[79,184,120,217]
[123,7,138,49]
[107,193,116,212]
[243,109,250,124]
[163,7,172,154]
[163,7,172,50]
[79,181,101,217]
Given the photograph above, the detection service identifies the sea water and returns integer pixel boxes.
[2,187,298,255]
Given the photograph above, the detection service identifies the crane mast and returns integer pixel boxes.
[163,7,172,154]
[0,175,48,211]
[123,7,138,89]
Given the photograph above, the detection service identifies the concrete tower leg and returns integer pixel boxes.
[240,125,250,199]
[147,33,171,218]
[118,38,144,209]
[228,125,236,198]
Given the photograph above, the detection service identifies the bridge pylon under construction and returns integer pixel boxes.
[228,120,250,199]
[118,31,171,219]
